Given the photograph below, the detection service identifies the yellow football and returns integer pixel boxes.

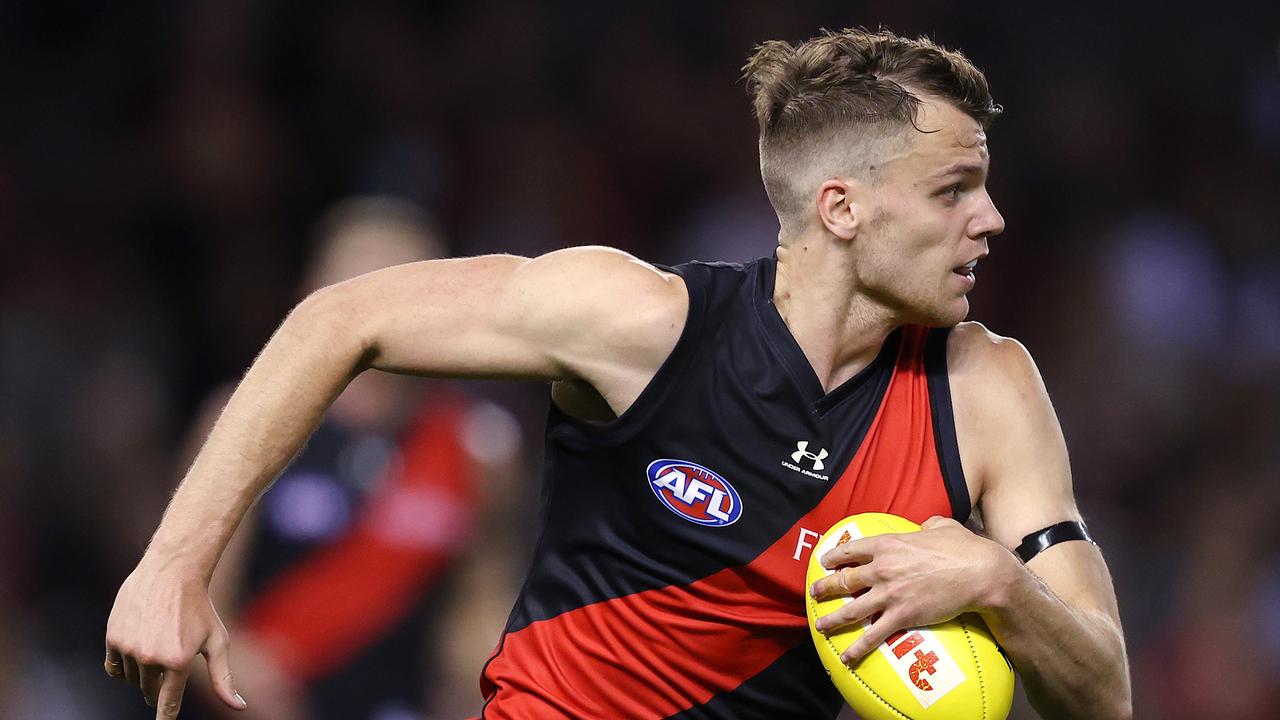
[805,513,1015,720]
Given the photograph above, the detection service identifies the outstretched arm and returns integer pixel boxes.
[810,322,1130,719]
[104,248,688,719]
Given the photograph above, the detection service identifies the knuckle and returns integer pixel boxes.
[145,652,184,671]
[208,627,230,648]
[876,580,896,601]
[880,608,906,632]
[879,559,904,579]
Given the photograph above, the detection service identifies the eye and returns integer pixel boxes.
[941,184,962,202]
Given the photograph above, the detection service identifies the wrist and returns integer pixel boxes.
[142,531,218,583]
[975,542,1027,614]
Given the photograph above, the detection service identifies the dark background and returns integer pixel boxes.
[2,1,1278,718]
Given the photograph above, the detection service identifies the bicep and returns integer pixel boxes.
[327,254,555,380]
[314,248,686,388]
[953,325,1119,620]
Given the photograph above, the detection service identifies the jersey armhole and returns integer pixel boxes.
[546,262,708,447]
[924,327,972,522]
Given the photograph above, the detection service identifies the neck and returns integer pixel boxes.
[773,238,900,393]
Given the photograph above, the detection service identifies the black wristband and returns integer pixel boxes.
[1015,520,1095,563]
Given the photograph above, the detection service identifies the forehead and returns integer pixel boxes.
[884,97,989,176]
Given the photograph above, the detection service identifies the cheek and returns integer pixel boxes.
[896,223,952,276]
[860,205,951,287]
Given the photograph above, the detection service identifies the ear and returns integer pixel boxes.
[815,178,862,241]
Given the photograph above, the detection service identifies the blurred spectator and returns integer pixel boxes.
[184,198,524,720]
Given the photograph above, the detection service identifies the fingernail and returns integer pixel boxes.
[235,693,247,709]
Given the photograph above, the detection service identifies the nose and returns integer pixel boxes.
[971,192,1005,239]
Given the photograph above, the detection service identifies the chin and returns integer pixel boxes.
[912,297,969,328]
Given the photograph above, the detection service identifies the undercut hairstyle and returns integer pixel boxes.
[742,28,1001,233]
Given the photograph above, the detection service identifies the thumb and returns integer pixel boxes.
[203,632,247,711]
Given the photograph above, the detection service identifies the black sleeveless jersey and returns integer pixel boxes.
[479,256,969,719]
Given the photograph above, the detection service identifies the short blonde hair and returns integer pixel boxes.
[742,28,1001,229]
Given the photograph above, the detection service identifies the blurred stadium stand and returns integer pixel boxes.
[1,1,1278,717]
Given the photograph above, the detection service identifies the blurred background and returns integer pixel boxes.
[2,1,1278,718]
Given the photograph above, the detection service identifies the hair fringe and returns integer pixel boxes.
[743,27,1001,144]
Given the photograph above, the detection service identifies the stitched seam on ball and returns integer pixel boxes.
[959,617,988,720]
[807,587,909,720]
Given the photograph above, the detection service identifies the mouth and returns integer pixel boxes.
[952,258,980,278]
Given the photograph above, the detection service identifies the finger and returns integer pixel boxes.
[203,631,247,710]
[154,667,189,720]
[123,655,140,687]
[104,649,125,679]
[922,515,957,530]
[820,536,879,569]
[814,589,886,634]
[841,611,905,665]
[811,564,872,601]
[141,664,165,707]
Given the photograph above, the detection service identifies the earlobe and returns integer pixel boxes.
[816,179,859,241]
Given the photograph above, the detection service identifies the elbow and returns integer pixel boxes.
[290,284,376,365]
[1102,680,1133,720]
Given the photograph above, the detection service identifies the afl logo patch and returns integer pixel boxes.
[646,459,742,527]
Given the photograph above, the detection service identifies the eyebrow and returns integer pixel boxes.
[930,161,987,180]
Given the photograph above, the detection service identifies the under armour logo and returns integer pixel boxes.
[791,441,828,470]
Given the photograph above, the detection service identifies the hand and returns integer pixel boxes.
[105,557,247,719]
[809,516,1018,665]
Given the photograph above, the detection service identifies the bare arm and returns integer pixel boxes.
[947,322,1130,719]
[178,385,307,720]
[104,247,688,719]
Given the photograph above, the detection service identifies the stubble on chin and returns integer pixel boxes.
[908,294,969,328]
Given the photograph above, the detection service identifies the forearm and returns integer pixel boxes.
[147,290,369,578]
[981,560,1131,719]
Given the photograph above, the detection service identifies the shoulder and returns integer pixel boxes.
[945,321,1050,419]
[946,321,1037,383]
[945,322,1073,532]
[509,246,691,391]
[510,246,688,328]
